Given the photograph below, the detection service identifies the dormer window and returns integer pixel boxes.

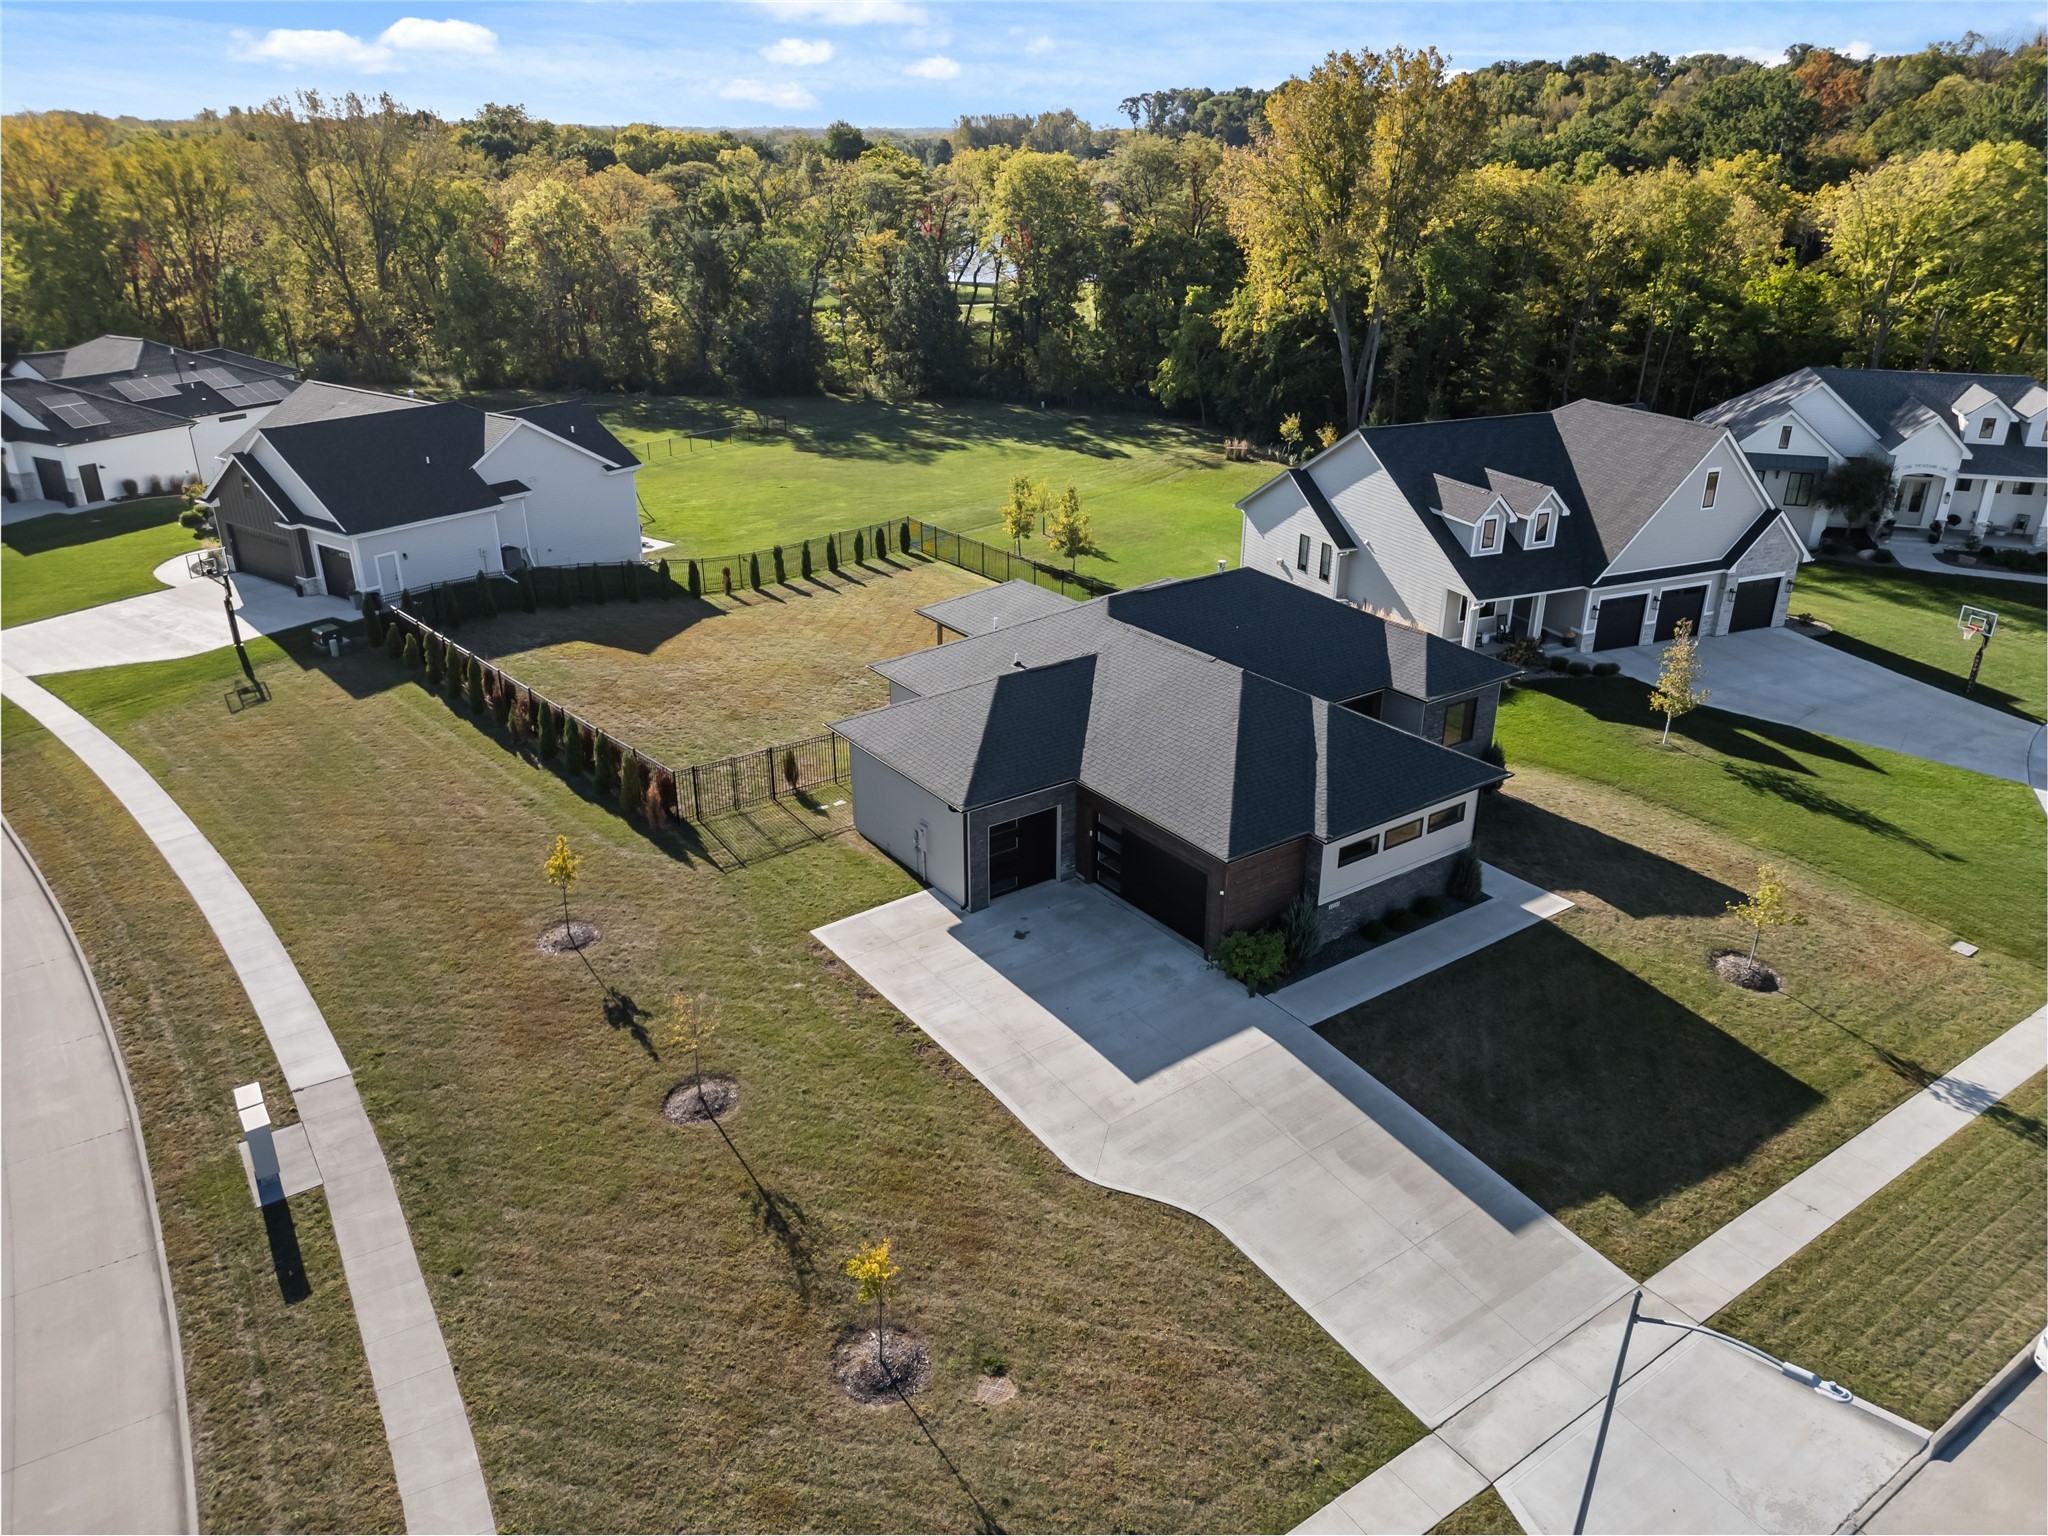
[1478,518,1498,551]
[1777,424,1793,450]
[1531,509,1552,545]
[1979,416,1998,440]
[1702,470,1720,509]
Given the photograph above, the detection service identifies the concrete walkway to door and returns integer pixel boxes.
[2,570,354,677]
[816,880,1635,1429]
[1603,627,2047,787]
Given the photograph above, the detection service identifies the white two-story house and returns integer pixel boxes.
[1698,367,2048,551]
[204,383,642,602]
[1237,398,1810,654]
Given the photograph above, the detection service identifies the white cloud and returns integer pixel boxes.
[229,16,497,71]
[752,0,927,25]
[720,78,820,109]
[1841,41,1875,61]
[904,54,959,80]
[1022,33,1055,55]
[762,36,835,65]
[1731,45,1789,67]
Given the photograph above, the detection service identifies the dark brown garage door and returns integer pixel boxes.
[317,544,357,599]
[225,522,299,585]
[1093,813,1208,947]
[1592,593,1648,650]
[1654,585,1709,642]
[1729,577,1780,632]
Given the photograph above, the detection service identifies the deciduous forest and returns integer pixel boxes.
[4,32,2041,435]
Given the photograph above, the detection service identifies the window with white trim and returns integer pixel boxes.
[1777,424,1793,449]
[1702,470,1720,508]
[1784,472,1814,507]
[1979,416,1998,440]
[1531,509,1552,545]
[1478,518,1498,551]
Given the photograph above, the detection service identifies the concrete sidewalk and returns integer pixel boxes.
[1649,1008,2048,1320]
[1863,1364,2046,1534]
[1603,627,2047,787]
[2,823,197,1534]
[2,572,353,678]
[1884,536,2047,586]
[1269,864,1573,1026]
[1,667,494,1534]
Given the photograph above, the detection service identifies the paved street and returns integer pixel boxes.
[1604,627,2047,787]
[2,824,196,1534]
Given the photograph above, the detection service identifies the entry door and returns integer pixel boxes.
[986,807,1056,899]
[1592,593,1648,650]
[77,463,103,504]
[33,458,69,505]
[1654,585,1709,642]
[375,551,403,597]
[1728,578,1780,632]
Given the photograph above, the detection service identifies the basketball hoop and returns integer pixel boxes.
[1957,604,1999,694]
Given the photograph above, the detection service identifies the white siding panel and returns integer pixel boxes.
[1241,483,1341,598]
[475,422,641,566]
[351,511,504,593]
[1737,412,1834,460]
[59,427,201,501]
[1318,442,1465,627]
[1604,437,1772,575]
[1317,792,1477,904]
[190,408,279,475]
[1788,387,1880,456]
[849,745,966,906]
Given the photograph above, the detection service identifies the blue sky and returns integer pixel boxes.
[2,1,2038,128]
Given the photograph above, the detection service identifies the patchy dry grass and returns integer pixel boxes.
[458,556,991,766]
[1319,767,2041,1279]
[11,636,1420,1532]
[1429,1486,1524,1534]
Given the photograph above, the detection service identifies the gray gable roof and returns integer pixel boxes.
[2,377,189,446]
[1352,399,1726,599]
[495,402,638,470]
[917,578,1076,637]
[259,402,507,534]
[1287,468,1358,550]
[1701,367,2048,451]
[838,619,1503,860]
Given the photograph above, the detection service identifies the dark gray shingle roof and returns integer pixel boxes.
[259,403,507,534]
[1700,367,2048,457]
[917,579,1076,637]
[496,402,638,469]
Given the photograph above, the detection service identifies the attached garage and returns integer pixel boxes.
[986,807,1057,899]
[317,544,358,599]
[1092,810,1209,948]
[1592,593,1648,651]
[33,457,69,505]
[1728,577,1780,632]
[224,522,299,585]
[1654,584,1709,642]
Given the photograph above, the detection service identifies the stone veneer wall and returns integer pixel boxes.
[1311,848,1463,944]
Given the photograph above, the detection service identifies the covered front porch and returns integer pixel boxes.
[1458,587,1590,650]
[1888,469,2046,551]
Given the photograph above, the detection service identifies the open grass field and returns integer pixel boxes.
[529,394,1268,589]
[0,698,401,1534]
[1318,765,2041,1280]
[459,555,988,767]
[8,633,1420,1532]
[1789,562,2048,723]
[1714,1073,2045,1430]
[1493,676,2046,966]
[1,497,191,627]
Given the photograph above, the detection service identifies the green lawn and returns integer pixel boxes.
[1790,562,2048,723]
[1494,677,2046,966]
[1430,1487,1523,1534]
[1714,1074,2045,1430]
[1319,767,2040,1278]
[7,632,1419,1532]
[1,497,193,627]
[521,394,1268,589]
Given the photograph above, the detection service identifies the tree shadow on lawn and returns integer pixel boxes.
[1318,923,1822,1219]
[1,496,181,555]
[453,593,724,660]
[1478,794,1745,918]
[773,400,1143,466]
[1719,762,1961,860]
[1559,676,1881,775]
[1816,630,2034,723]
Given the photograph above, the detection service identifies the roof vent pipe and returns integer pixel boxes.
[1218,559,1227,573]
[1012,651,1023,669]
[992,615,1000,630]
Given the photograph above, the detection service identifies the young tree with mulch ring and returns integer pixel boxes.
[845,1238,905,1388]
[1723,865,1806,988]
[662,991,729,1121]
[1649,618,1708,746]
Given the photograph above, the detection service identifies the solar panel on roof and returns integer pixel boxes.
[109,376,179,402]
[44,396,111,428]
[190,367,241,388]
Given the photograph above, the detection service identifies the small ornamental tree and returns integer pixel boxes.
[656,557,672,597]
[1045,485,1097,572]
[1727,865,1807,964]
[687,559,702,598]
[854,530,866,565]
[364,598,386,648]
[645,769,673,829]
[424,635,444,685]
[899,519,911,555]
[826,536,840,574]
[573,722,595,775]
[1316,422,1340,449]
[1648,617,1709,746]
[595,735,621,800]
[492,677,515,728]
[620,751,647,818]
[844,1238,902,1379]
[402,630,422,668]
[1279,412,1304,457]
[782,748,800,795]
[749,553,762,590]
[387,622,408,661]
[875,524,888,559]
[467,656,487,712]
[1815,456,1895,529]
[538,700,559,759]
[1000,473,1043,552]
[474,569,497,617]
[544,834,581,937]
[801,542,814,580]
[772,545,787,583]
[666,991,721,1101]
[722,566,734,597]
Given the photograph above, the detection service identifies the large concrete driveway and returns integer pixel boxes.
[816,880,1634,1428]
[1604,628,2046,787]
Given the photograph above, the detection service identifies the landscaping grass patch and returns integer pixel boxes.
[1429,1486,1524,1535]
[2,759,400,1533]
[1714,1073,2045,1430]
[459,556,989,765]
[1318,769,2041,1279]
[1,497,193,627]
[17,637,1420,1531]
[1495,677,2045,965]
[1791,562,2047,723]
[508,394,1267,589]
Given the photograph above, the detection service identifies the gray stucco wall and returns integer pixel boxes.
[1307,848,1464,942]
[963,784,1078,911]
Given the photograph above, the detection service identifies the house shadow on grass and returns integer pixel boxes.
[1816,631,2033,723]
[1318,922,1822,1218]
[1478,794,1745,918]
[452,592,724,660]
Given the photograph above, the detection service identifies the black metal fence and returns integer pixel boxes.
[619,412,789,459]
[903,519,1116,597]
[683,734,848,820]
[389,560,679,630]
[672,517,1114,603]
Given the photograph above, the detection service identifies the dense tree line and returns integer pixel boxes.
[3,30,2040,437]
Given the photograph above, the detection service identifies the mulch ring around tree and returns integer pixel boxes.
[662,1074,739,1125]
[1714,953,1783,993]
[536,919,600,954]
[832,1325,934,1405]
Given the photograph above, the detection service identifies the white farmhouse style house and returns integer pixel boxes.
[203,383,641,602]
[1237,399,1810,654]
[2,336,297,507]
[1698,367,2048,551]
